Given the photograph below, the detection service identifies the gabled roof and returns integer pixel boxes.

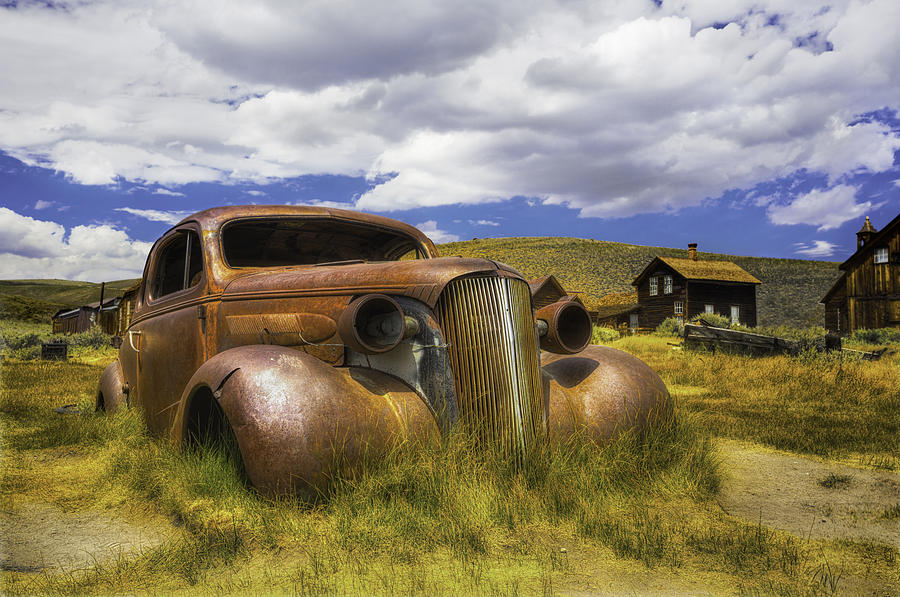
[527,274,566,298]
[841,211,900,270]
[632,256,761,286]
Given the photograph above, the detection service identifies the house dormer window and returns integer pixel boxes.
[664,275,673,294]
[649,277,658,296]
[874,247,888,264]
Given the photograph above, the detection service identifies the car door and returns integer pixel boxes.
[132,226,207,435]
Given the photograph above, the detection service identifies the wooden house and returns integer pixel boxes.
[821,213,900,334]
[631,244,761,329]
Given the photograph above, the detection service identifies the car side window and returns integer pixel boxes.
[187,232,202,288]
[151,229,203,300]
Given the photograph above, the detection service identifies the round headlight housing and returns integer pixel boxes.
[339,294,417,354]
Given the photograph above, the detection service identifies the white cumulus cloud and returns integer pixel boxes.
[767,185,883,231]
[793,240,839,258]
[0,0,897,220]
[0,208,151,281]
[415,220,460,243]
[115,207,192,225]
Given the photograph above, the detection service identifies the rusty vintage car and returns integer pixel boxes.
[97,205,669,495]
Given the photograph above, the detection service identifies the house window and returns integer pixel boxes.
[704,304,714,314]
[730,305,740,324]
[664,275,673,294]
[649,277,658,296]
[674,301,683,315]
[874,247,888,264]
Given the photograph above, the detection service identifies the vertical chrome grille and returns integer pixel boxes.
[437,276,545,459]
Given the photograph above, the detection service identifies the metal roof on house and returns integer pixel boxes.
[633,256,762,285]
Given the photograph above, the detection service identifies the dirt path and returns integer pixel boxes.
[0,503,169,573]
[717,439,900,547]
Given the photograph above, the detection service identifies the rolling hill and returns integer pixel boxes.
[0,238,842,328]
[0,279,140,324]
[438,237,842,328]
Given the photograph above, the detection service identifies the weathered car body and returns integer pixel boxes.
[98,205,670,496]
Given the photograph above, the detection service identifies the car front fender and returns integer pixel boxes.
[543,344,672,443]
[172,345,439,497]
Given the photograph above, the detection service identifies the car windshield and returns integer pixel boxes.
[222,218,425,267]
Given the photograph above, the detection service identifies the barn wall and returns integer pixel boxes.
[845,221,900,332]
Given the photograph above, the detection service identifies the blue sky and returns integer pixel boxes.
[1,0,899,282]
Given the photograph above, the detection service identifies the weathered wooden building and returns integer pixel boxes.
[632,244,761,329]
[51,297,119,334]
[822,214,900,334]
[527,275,597,320]
[595,303,641,333]
[114,282,141,337]
[50,279,142,336]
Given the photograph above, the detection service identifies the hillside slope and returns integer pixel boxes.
[0,279,140,309]
[439,237,841,328]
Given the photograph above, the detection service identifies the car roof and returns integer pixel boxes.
[173,204,437,255]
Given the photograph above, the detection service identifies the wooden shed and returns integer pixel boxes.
[632,244,761,330]
[51,297,120,335]
[822,213,900,334]
[51,306,90,335]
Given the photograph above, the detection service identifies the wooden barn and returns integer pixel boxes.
[632,244,761,329]
[822,213,900,335]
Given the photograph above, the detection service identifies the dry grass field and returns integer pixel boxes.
[1,326,898,595]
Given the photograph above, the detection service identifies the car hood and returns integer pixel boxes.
[220,257,524,308]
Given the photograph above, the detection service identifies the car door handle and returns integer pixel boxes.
[128,330,143,353]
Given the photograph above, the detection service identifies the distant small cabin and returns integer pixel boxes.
[631,244,761,329]
[821,213,900,335]
[52,297,119,335]
[527,275,597,319]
